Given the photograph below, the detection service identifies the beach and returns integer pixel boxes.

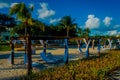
[0,46,105,79]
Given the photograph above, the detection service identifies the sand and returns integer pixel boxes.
[0,46,107,80]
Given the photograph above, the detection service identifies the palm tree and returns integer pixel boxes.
[60,16,76,37]
[9,3,34,75]
[31,19,45,35]
[82,28,91,58]
[77,27,83,37]
[76,27,83,53]
[83,28,91,38]
[9,2,34,35]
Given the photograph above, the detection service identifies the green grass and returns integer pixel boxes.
[23,50,120,80]
[0,44,10,51]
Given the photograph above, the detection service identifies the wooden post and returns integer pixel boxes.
[26,35,32,75]
[98,39,101,57]
[10,37,14,64]
[92,39,95,50]
[23,40,27,64]
[25,40,27,54]
[64,38,69,64]
[24,21,27,61]
[43,40,46,55]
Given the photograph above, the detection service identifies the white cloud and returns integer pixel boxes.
[0,2,9,8]
[50,18,61,23]
[10,3,18,8]
[37,2,55,19]
[107,30,118,36]
[40,2,47,9]
[29,3,34,8]
[85,14,100,29]
[113,25,120,29]
[103,16,112,26]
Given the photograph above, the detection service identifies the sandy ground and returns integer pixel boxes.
[0,46,107,80]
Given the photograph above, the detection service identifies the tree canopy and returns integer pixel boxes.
[8,2,91,37]
[59,16,77,37]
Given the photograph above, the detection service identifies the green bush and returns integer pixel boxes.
[0,44,10,51]
[0,41,10,45]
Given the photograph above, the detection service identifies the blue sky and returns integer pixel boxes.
[0,0,120,36]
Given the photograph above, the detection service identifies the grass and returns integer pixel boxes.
[0,44,10,51]
[23,50,120,80]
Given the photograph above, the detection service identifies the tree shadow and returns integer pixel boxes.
[0,52,25,59]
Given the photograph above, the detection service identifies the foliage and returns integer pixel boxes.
[9,3,82,37]
[9,2,33,21]
[0,26,6,32]
[82,28,91,37]
[46,24,77,37]
[25,50,120,80]
[12,19,45,36]
[0,44,10,51]
[59,16,77,37]
[77,27,91,38]
[9,2,34,35]
[0,13,16,32]
[0,13,16,28]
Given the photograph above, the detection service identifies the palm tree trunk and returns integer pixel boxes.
[26,35,32,75]
[67,26,69,37]
[25,20,27,55]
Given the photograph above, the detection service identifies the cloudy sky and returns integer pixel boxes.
[0,0,120,36]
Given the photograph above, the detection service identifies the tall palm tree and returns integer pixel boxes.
[9,3,34,74]
[9,2,34,35]
[76,27,83,53]
[82,28,91,58]
[60,16,76,37]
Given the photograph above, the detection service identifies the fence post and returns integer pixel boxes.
[98,39,101,57]
[9,37,14,64]
[64,38,69,64]
[43,40,46,55]
[26,35,32,75]
[92,39,95,50]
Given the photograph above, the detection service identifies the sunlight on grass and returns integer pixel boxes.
[25,50,120,80]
